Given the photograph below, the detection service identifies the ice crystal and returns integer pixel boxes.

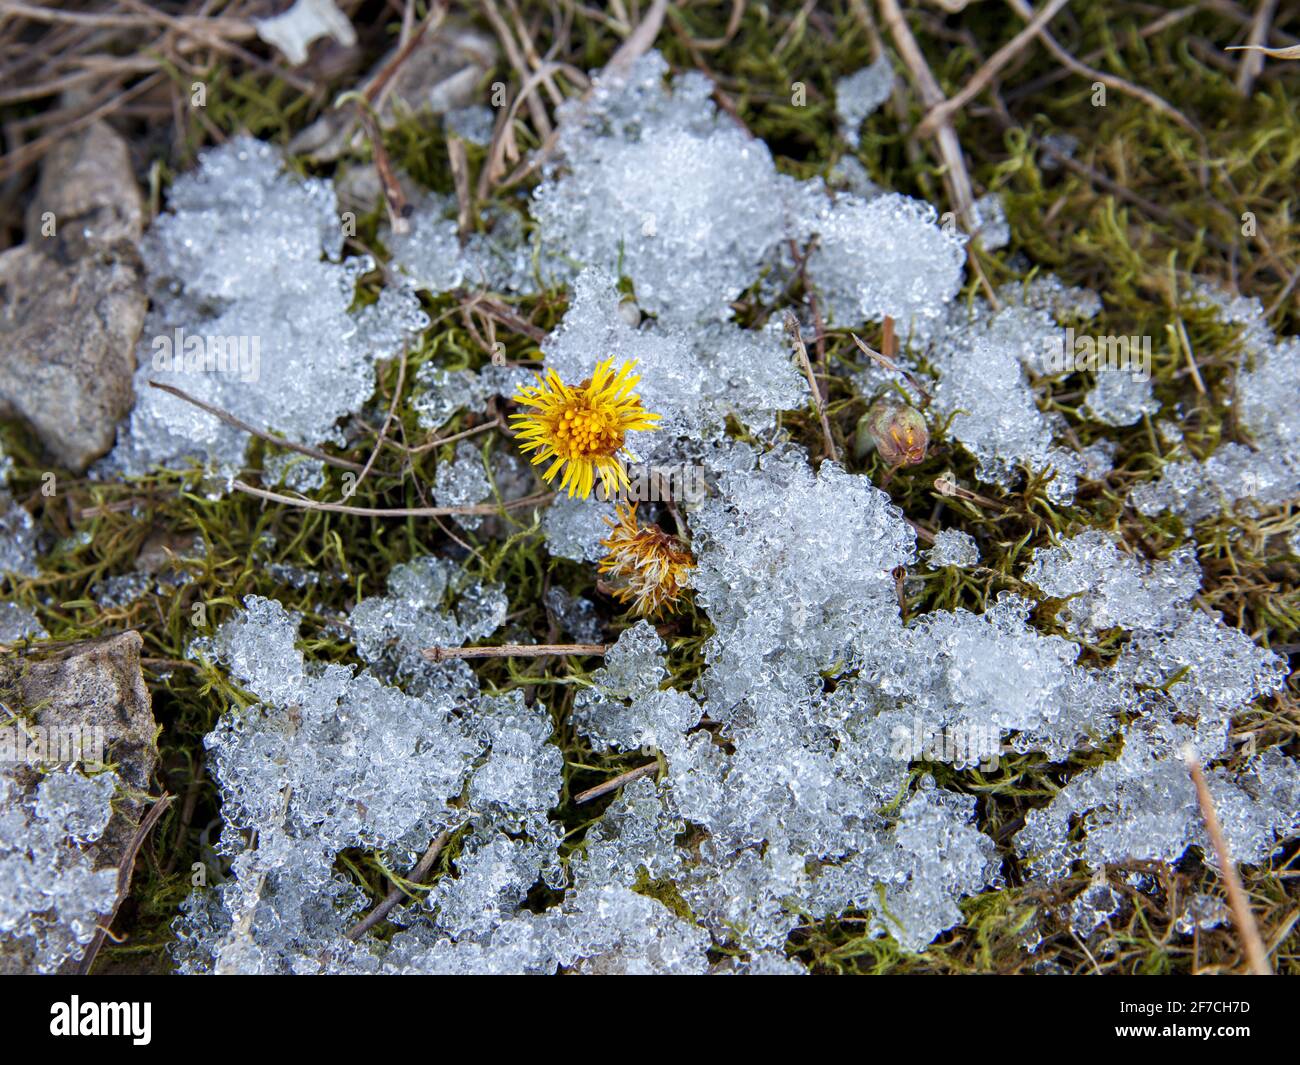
[433,441,492,530]
[0,768,121,973]
[1174,892,1228,934]
[177,596,487,973]
[802,191,967,330]
[1130,444,1297,525]
[924,286,1100,502]
[0,493,38,578]
[444,104,495,146]
[0,601,45,641]
[386,194,563,296]
[1018,721,1300,879]
[1128,290,1299,520]
[1070,878,1123,938]
[543,494,616,562]
[534,52,791,326]
[1114,609,1288,758]
[926,528,980,568]
[264,452,326,494]
[543,587,602,643]
[107,137,428,483]
[134,55,1300,975]
[91,572,152,610]
[536,269,804,463]
[1023,530,1200,638]
[348,556,506,695]
[852,592,1119,760]
[1084,370,1158,427]
[690,449,915,711]
[412,361,533,432]
[970,193,1010,251]
[574,622,701,755]
[834,56,894,148]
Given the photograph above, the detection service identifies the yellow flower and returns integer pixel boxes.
[598,504,694,616]
[510,358,661,499]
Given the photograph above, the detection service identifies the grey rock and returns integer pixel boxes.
[290,23,497,162]
[0,631,159,973]
[0,121,146,472]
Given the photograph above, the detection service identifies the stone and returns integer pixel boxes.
[0,631,159,973]
[0,121,145,471]
[289,23,497,162]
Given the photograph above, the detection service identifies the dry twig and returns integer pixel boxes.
[77,794,174,975]
[232,481,553,518]
[574,762,659,804]
[148,380,366,472]
[1183,746,1272,975]
[784,311,839,463]
[422,642,608,662]
[345,829,452,941]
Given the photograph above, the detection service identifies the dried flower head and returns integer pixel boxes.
[598,504,694,616]
[510,358,661,499]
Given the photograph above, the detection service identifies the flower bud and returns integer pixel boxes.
[858,402,928,467]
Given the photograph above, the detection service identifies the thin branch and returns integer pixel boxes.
[351,347,407,495]
[916,0,1072,139]
[1005,0,1204,146]
[851,332,932,402]
[232,481,554,518]
[404,417,504,455]
[876,0,976,227]
[1183,746,1272,975]
[933,472,1012,511]
[148,380,365,472]
[77,794,174,974]
[1235,0,1281,96]
[345,829,451,941]
[574,762,659,804]
[422,642,608,662]
[784,311,839,463]
[0,71,162,181]
[605,0,670,75]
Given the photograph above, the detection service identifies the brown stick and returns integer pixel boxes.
[876,0,976,228]
[933,473,1011,511]
[851,332,932,402]
[77,794,175,974]
[447,136,473,242]
[1235,0,1280,96]
[1183,746,1272,975]
[148,380,366,472]
[345,828,451,941]
[605,0,670,75]
[404,418,503,456]
[784,311,839,463]
[422,642,608,662]
[916,0,1072,139]
[574,762,659,804]
[233,480,553,518]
